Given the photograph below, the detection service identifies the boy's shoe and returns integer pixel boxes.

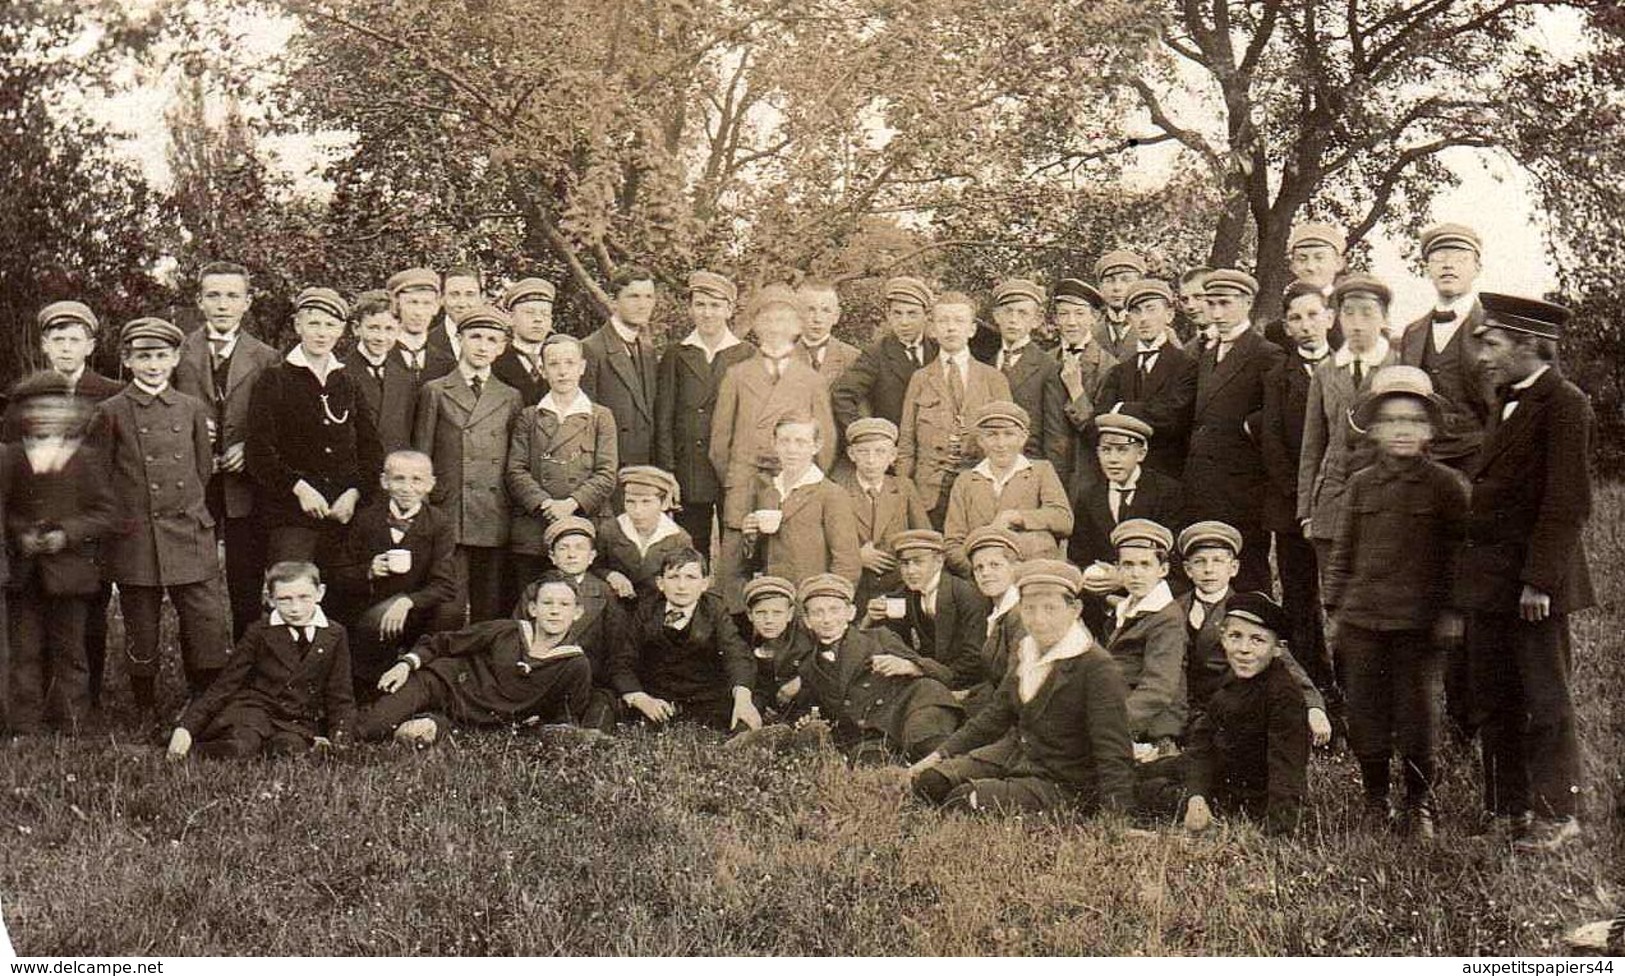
[1512,816,1580,854]
[1472,810,1532,843]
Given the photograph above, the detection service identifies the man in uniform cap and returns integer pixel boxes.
[492,277,557,405]
[1092,249,1148,359]
[832,275,940,431]
[1182,268,1285,593]
[581,265,660,466]
[1263,221,1349,351]
[1094,281,1199,481]
[1397,222,1493,471]
[1457,293,1592,853]
[984,278,1072,485]
[386,267,456,386]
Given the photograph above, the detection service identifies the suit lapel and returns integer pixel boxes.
[1472,369,1552,475]
[779,479,817,522]
[443,374,478,420]
[603,334,649,417]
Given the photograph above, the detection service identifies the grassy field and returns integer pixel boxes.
[2,493,1621,956]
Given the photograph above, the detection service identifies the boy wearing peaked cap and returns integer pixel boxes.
[597,466,695,597]
[1102,519,1188,752]
[533,515,632,732]
[739,575,812,717]
[654,270,755,557]
[1455,295,1592,853]
[412,306,522,623]
[387,267,456,386]
[1397,223,1494,471]
[958,526,1027,715]
[1262,221,1349,352]
[1093,282,1198,481]
[92,318,231,717]
[984,279,1073,485]
[492,277,556,406]
[830,417,931,608]
[911,559,1136,815]
[941,400,1073,575]
[862,528,988,695]
[1093,250,1148,360]
[1052,279,1119,434]
[247,287,384,569]
[831,276,939,431]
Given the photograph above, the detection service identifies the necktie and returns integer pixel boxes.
[1188,599,1213,630]
[1001,349,1021,372]
[1501,386,1523,420]
[292,628,312,655]
[406,348,423,373]
[1431,309,1457,324]
[946,359,964,411]
[1110,484,1134,521]
[1351,360,1364,388]
[1301,352,1326,376]
[664,608,685,629]
[208,335,230,370]
[470,375,483,398]
[1138,350,1155,374]
[908,344,922,368]
[387,513,414,535]
[1216,341,1231,363]
[807,342,826,370]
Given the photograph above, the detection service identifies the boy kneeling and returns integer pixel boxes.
[911,560,1136,815]
[357,573,592,744]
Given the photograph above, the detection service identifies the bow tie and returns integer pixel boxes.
[664,608,687,628]
[387,514,414,534]
[1430,309,1457,324]
[1501,386,1524,405]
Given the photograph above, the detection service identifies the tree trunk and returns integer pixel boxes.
[1251,208,1296,324]
[1208,191,1249,268]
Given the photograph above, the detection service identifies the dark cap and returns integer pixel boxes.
[1054,278,1105,310]
[1475,292,1570,342]
[1223,591,1288,638]
[120,317,185,350]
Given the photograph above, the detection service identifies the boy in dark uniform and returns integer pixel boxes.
[344,291,416,454]
[862,529,989,697]
[1102,519,1188,752]
[596,466,694,598]
[739,575,809,717]
[387,267,456,387]
[492,277,556,407]
[535,515,632,732]
[1094,283,1199,480]
[1397,224,1493,471]
[831,277,938,430]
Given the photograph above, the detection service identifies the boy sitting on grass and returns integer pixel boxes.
[595,465,694,598]
[1102,519,1188,756]
[167,561,354,760]
[740,575,812,718]
[1182,592,1310,837]
[357,573,593,745]
[534,516,631,733]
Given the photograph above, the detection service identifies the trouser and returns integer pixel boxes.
[193,704,309,759]
[674,501,717,565]
[117,580,231,689]
[715,527,750,615]
[206,479,270,640]
[1337,622,1440,805]
[1274,531,1335,704]
[460,545,505,624]
[357,656,591,740]
[1232,518,1271,594]
[1468,611,1581,820]
[6,583,90,732]
[267,522,345,571]
[346,598,464,700]
[85,582,111,704]
[913,752,1075,814]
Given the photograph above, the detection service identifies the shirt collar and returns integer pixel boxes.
[356,347,389,368]
[1116,579,1175,627]
[1437,290,1478,317]
[389,499,423,521]
[131,378,169,398]
[58,365,87,388]
[459,363,491,385]
[973,453,1032,489]
[286,345,345,384]
[1001,339,1031,356]
[1333,335,1391,368]
[919,569,943,606]
[773,463,825,499]
[538,389,593,418]
[1016,621,1093,700]
[609,316,641,347]
[396,331,428,352]
[662,600,696,627]
[855,473,887,496]
[269,606,331,634]
[1111,465,1142,492]
[618,512,683,555]
[511,337,543,358]
[1192,586,1229,606]
[1135,334,1167,353]
[987,584,1020,624]
[938,348,969,369]
[680,328,742,363]
[1217,322,1251,344]
[1511,364,1549,392]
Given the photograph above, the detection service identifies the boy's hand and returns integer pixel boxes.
[39,529,67,554]
[1081,562,1121,595]
[863,597,890,625]
[604,571,636,600]
[990,510,1020,531]
[730,687,763,731]
[870,653,923,678]
[1184,795,1213,832]
[859,542,896,574]
[740,512,760,536]
[776,676,801,704]
[16,527,43,556]
[908,750,945,776]
[166,727,192,761]
[293,480,330,518]
[540,498,579,522]
[1433,609,1465,647]
[623,691,675,724]
[1307,707,1332,747]
[220,442,246,474]
[369,554,393,579]
[311,736,333,754]
[378,662,412,694]
[329,489,360,524]
[378,597,414,639]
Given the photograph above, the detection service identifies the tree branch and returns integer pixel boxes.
[1344,135,1496,244]
[1127,75,1222,172]
[834,239,1070,283]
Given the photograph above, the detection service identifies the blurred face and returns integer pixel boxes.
[1099,269,1138,309]
[442,275,483,322]
[992,299,1039,346]
[543,341,586,395]
[356,312,402,358]
[1054,302,1098,347]
[527,582,583,637]
[1283,294,1331,352]
[887,300,928,345]
[979,423,1025,464]
[1116,546,1168,597]
[460,326,506,370]
[897,549,943,593]
[394,288,441,335]
[970,546,1017,600]
[1370,397,1434,459]
[510,300,554,344]
[802,595,855,643]
[1184,546,1239,596]
[123,346,179,387]
[1095,435,1147,484]
[197,272,251,334]
[549,534,596,577]
[17,396,81,441]
[1337,294,1387,352]
[1204,292,1252,330]
[774,422,820,472]
[269,576,324,627]
[798,287,840,344]
[613,278,657,328]
[1288,243,1345,289]
[1178,279,1208,323]
[656,560,709,608]
[1126,297,1174,343]
[931,302,976,354]
[294,307,346,358]
[380,454,435,509]
[1018,586,1077,647]
[689,293,734,340]
[1474,327,1539,389]
[847,438,897,479]
[41,326,94,374]
[1221,618,1280,679]
[622,484,667,529]
[1425,245,1480,300]
[749,596,794,641]
[753,305,803,354]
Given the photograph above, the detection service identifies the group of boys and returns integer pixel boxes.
[0,225,1594,853]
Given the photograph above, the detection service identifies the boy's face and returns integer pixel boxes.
[293,308,346,358]
[774,422,820,472]
[1126,297,1173,343]
[749,596,794,641]
[460,326,507,370]
[1018,586,1077,647]
[931,303,976,353]
[1425,245,1480,300]
[689,293,734,339]
[1221,618,1280,679]
[656,560,709,608]
[510,300,554,344]
[798,287,840,344]
[1116,547,1168,597]
[1099,269,1138,309]
[543,342,586,393]
[356,312,402,358]
[802,595,855,643]
[1095,435,1146,483]
[549,534,597,577]
[198,272,251,333]
[622,484,666,528]
[896,549,943,593]
[1337,294,1387,351]
[442,276,483,323]
[1178,280,1208,323]
[41,325,95,375]
[394,288,441,335]
[1283,294,1330,351]
[270,576,325,627]
[381,455,435,508]
[969,546,1017,600]
[1371,397,1433,459]
[528,582,584,637]
[1204,292,1252,330]
[1184,546,1239,595]
[847,438,897,479]
[124,345,179,387]
[752,305,803,353]
[1054,303,1097,346]
[992,299,1038,346]
[979,423,1025,464]
[886,300,928,345]
[1288,243,1345,289]
[613,279,657,328]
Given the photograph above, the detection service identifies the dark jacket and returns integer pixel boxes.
[1067,464,1184,569]
[345,350,418,455]
[1094,343,1198,479]
[328,500,461,620]
[173,329,281,519]
[828,468,931,605]
[1175,588,1325,717]
[413,370,522,548]
[1397,303,1492,465]
[1183,328,1285,525]
[580,323,658,465]
[874,571,990,691]
[180,617,355,739]
[623,591,755,702]
[795,625,961,742]
[491,346,549,408]
[404,618,589,724]
[832,333,940,430]
[653,338,756,506]
[2,443,114,596]
[1185,657,1309,835]
[1104,592,1189,740]
[1259,351,1320,532]
[245,359,383,529]
[985,345,1074,483]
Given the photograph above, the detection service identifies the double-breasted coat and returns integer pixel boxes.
[173,328,280,519]
[504,395,619,555]
[895,357,1011,510]
[1104,587,1189,741]
[739,471,863,586]
[654,338,757,507]
[580,323,658,466]
[413,370,522,548]
[179,617,355,741]
[709,355,837,526]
